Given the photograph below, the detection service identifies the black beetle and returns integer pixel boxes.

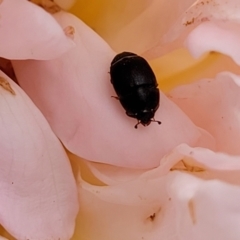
[110,52,161,129]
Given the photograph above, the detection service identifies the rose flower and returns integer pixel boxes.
[1,0,240,239]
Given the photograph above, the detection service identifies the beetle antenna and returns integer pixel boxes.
[151,119,161,125]
[134,121,141,129]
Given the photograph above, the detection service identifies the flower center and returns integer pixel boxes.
[149,48,240,92]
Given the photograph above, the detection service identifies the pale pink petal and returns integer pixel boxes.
[12,11,215,169]
[75,186,176,240]
[169,173,240,240]
[164,144,240,185]
[169,72,240,155]
[74,144,240,240]
[84,128,214,184]
[185,21,240,65]
[181,0,240,63]
[77,170,176,240]
[0,70,78,240]
[144,0,240,59]
[0,0,74,60]
[183,0,240,26]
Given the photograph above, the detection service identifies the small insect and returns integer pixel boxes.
[110,52,161,129]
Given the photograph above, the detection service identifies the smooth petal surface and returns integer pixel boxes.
[103,0,196,53]
[169,72,240,155]
[182,0,240,63]
[0,71,78,240]
[183,0,240,25]
[71,0,152,44]
[169,173,240,240]
[185,21,240,65]
[84,160,146,185]
[75,168,175,240]
[0,0,74,60]
[144,0,240,59]
[13,11,215,169]
[72,144,240,240]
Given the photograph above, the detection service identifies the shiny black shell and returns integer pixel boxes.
[110,52,161,128]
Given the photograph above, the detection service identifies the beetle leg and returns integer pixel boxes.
[134,121,141,129]
[111,96,119,100]
[151,119,161,125]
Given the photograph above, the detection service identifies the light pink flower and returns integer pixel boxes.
[2,0,240,239]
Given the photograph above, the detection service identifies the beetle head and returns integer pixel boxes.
[135,111,161,129]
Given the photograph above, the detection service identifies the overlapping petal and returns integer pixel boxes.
[169,72,240,155]
[0,0,74,60]
[70,0,152,45]
[143,0,240,60]
[97,0,197,54]
[0,71,78,240]
[73,144,240,240]
[181,0,240,64]
[169,173,240,240]
[12,11,215,169]
[185,21,240,65]
[183,0,240,26]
